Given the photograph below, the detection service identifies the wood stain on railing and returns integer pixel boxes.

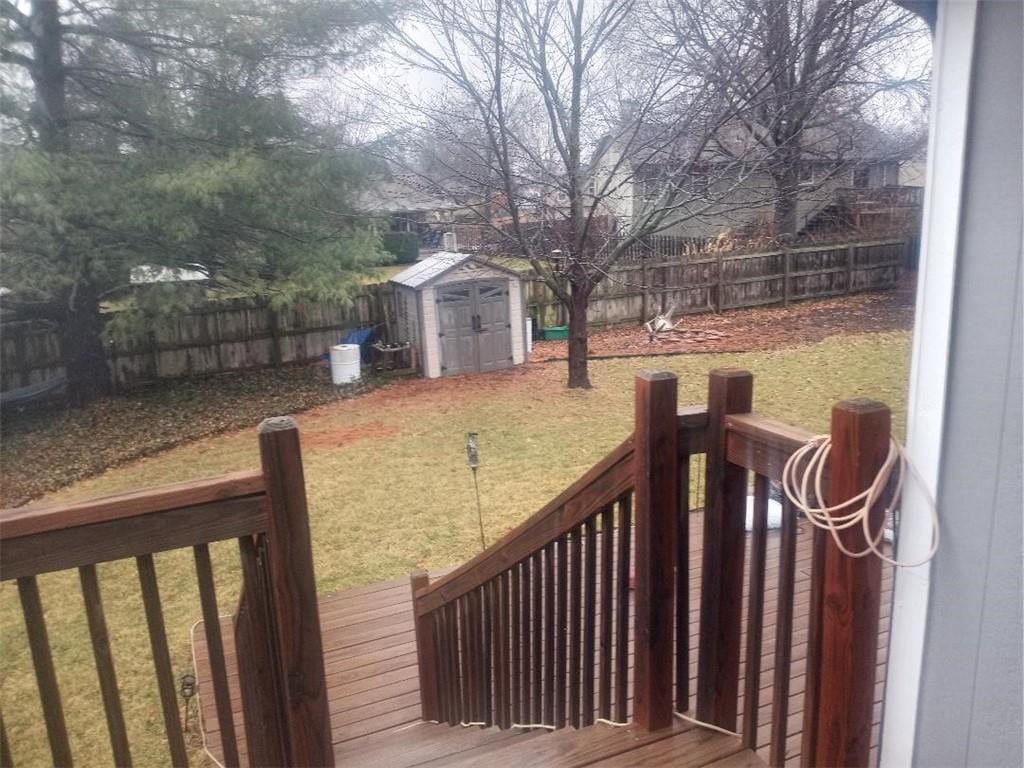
[0,418,333,768]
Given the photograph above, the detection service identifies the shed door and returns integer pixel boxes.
[436,284,477,375]
[436,281,512,375]
[475,283,512,372]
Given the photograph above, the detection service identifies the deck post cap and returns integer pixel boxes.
[258,415,298,433]
[636,370,677,382]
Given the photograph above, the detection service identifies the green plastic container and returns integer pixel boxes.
[542,325,569,341]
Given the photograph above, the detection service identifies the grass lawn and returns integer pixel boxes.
[0,330,910,766]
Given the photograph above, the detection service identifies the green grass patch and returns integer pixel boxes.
[0,331,910,766]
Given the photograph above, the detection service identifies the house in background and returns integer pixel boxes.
[361,173,484,253]
[589,118,924,240]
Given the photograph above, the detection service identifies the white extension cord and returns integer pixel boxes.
[781,435,940,567]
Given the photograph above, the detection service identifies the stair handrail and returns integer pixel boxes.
[414,435,636,615]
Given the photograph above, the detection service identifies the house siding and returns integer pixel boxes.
[912,2,1023,766]
[626,164,896,239]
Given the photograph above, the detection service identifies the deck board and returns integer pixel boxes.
[193,513,890,766]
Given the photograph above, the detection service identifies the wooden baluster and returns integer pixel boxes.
[434,605,450,724]
[741,475,769,750]
[555,534,568,727]
[450,606,462,724]
[599,505,614,721]
[520,560,532,723]
[543,541,556,725]
[531,551,543,724]
[136,555,189,767]
[633,371,679,731]
[569,526,583,727]
[614,494,632,723]
[194,543,241,768]
[803,400,891,768]
[411,571,441,722]
[511,564,522,724]
[582,516,598,726]
[79,564,132,766]
[236,537,287,767]
[469,588,484,724]
[482,586,493,726]
[458,593,473,729]
[257,417,333,766]
[494,574,511,728]
[676,445,691,714]
[771,499,799,768]
[17,577,71,767]
[697,369,753,730]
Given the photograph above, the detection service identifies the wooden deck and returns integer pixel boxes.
[193,513,891,766]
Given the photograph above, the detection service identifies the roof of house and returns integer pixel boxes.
[360,174,479,215]
[390,252,521,289]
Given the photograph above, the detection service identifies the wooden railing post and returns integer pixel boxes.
[802,400,890,768]
[236,535,288,767]
[696,368,753,730]
[411,570,441,721]
[632,371,678,731]
[258,416,334,767]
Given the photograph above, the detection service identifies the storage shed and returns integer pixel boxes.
[390,252,529,378]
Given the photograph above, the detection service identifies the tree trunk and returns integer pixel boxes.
[61,282,112,407]
[566,285,591,389]
[29,0,68,152]
[774,168,800,238]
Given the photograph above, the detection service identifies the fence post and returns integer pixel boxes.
[410,570,441,721]
[846,244,856,293]
[801,399,890,768]
[696,369,753,730]
[632,371,678,731]
[258,416,334,767]
[641,252,650,322]
[782,247,791,306]
[714,252,724,312]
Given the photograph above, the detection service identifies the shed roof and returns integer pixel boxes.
[390,252,521,290]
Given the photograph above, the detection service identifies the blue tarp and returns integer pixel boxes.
[343,328,375,362]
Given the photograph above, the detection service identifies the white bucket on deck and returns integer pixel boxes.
[330,344,361,385]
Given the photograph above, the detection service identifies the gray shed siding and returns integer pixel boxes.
[913,2,1023,766]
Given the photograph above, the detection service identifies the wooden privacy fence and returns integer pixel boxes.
[411,369,892,767]
[528,238,909,329]
[1,239,907,395]
[0,417,334,767]
[0,285,395,394]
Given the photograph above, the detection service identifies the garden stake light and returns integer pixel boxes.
[180,673,196,732]
[466,432,486,549]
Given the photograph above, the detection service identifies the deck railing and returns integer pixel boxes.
[697,370,892,767]
[0,417,333,768]
[411,372,706,731]
[413,368,891,768]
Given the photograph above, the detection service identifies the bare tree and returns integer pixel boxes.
[664,0,930,236]
[372,0,759,388]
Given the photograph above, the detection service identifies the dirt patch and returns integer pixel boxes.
[300,421,401,450]
[0,365,377,507]
[531,281,916,361]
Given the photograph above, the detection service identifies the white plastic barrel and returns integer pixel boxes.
[330,344,361,385]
